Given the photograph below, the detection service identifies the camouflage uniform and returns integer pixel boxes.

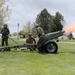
[26,37,36,44]
[1,24,10,46]
[36,26,45,53]
[26,34,36,51]
[36,26,44,38]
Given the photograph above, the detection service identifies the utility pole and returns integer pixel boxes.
[17,23,19,39]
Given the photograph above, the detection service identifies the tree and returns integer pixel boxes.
[49,15,55,32]
[51,11,64,32]
[23,21,32,34]
[13,32,17,36]
[35,9,64,33]
[0,14,4,27]
[31,22,37,35]
[19,31,27,35]
[35,8,51,34]
[19,30,27,38]
[0,0,11,27]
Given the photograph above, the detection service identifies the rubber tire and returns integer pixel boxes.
[44,41,58,53]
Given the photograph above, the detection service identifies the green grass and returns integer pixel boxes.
[0,38,75,75]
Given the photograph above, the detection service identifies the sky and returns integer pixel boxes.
[7,0,75,33]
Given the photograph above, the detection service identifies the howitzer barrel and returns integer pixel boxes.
[45,31,65,40]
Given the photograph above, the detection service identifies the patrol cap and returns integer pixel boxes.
[3,24,7,26]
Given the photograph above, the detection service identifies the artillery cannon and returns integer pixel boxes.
[0,31,65,53]
[37,30,65,53]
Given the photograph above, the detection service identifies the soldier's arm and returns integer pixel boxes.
[8,29,10,34]
[26,39,29,43]
[1,29,4,34]
[7,29,10,35]
[33,38,36,44]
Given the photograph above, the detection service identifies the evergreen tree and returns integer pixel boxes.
[35,9,64,33]
[53,11,64,32]
[35,8,51,34]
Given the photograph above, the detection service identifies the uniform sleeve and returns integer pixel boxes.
[6,28,10,35]
[26,39,28,43]
[33,38,36,44]
[8,29,10,34]
[1,29,3,34]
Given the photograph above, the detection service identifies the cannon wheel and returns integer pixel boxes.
[44,41,58,53]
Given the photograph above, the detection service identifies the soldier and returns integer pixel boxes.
[1,24,10,46]
[35,25,45,53]
[26,34,36,51]
[35,25,45,38]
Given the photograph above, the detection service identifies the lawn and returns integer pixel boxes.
[0,38,75,75]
